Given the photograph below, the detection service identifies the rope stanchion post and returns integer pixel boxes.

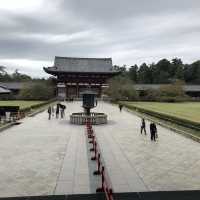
[93,153,101,175]
[88,129,93,139]
[89,133,94,144]
[91,141,97,160]
[90,136,95,151]
[108,189,114,200]
[96,166,104,192]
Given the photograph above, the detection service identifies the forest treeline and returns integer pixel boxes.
[0,66,56,100]
[1,58,200,84]
[114,58,200,84]
[0,66,56,83]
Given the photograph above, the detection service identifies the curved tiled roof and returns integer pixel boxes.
[134,84,200,92]
[0,86,11,94]
[44,56,119,74]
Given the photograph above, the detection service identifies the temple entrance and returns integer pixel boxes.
[44,56,119,100]
[57,83,102,100]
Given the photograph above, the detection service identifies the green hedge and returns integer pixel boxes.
[20,99,55,113]
[122,102,200,131]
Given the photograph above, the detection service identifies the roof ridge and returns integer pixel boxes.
[55,56,112,60]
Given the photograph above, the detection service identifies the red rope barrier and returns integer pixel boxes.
[90,136,95,151]
[91,141,97,160]
[93,153,101,175]
[85,120,114,200]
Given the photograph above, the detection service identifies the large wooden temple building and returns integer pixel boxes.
[44,57,119,99]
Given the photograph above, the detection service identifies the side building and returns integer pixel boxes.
[135,84,200,98]
[44,56,120,100]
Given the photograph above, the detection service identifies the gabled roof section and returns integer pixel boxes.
[0,86,11,94]
[44,57,120,74]
[134,84,200,92]
[0,82,26,90]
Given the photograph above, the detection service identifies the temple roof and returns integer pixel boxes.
[134,84,200,92]
[0,82,29,90]
[0,86,11,94]
[44,56,119,75]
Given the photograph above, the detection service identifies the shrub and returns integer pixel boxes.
[104,76,139,101]
[140,89,160,101]
[0,93,15,100]
[158,80,189,102]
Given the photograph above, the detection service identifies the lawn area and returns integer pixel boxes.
[123,102,200,124]
[0,101,45,109]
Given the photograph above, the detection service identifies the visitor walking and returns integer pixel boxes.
[59,104,66,119]
[56,104,59,119]
[150,122,157,141]
[47,106,51,120]
[51,106,55,117]
[141,118,146,135]
[119,104,123,112]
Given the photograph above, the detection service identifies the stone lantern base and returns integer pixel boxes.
[70,112,107,125]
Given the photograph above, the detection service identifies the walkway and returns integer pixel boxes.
[0,101,199,197]
[93,102,200,192]
[0,102,90,197]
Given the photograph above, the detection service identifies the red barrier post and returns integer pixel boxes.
[93,153,101,175]
[89,134,94,144]
[108,189,114,200]
[90,136,95,151]
[88,129,93,139]
[96,166,104,192]
[91,141,97,160]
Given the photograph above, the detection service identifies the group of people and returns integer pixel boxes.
[118,103,158,141]
[47,103,66,120]
[141,118,158,141]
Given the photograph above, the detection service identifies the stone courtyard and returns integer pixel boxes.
[0,101,199,197]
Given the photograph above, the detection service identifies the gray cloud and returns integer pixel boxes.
[0,0,200,77]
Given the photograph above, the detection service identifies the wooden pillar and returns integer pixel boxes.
[76,83,79,98]
[99,84,102,98]
[65,82,68,99]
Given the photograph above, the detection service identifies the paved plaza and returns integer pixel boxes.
[0,101,200,197]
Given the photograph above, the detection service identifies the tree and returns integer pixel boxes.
[138,63,151,83]
[18,82,55,100]
[0,66,6,74]
[129,65,138,82]
[184,64,193,83]
[189,61,200,84]
[12,69,32,82]
[171,58,184,80]
[104,76,138,101]
[158,80,188,102]
[153,59,171,83]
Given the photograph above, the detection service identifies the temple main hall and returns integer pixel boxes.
[44,56,119,99]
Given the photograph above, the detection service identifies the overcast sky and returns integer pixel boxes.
[0,0,200,77]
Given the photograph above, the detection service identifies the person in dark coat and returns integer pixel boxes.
[141,118,146,135]
[150,122,157,141]
[56,104,59,119]
[119,104,123,112]
[51,106,55,117]
[60,104,66,118]
[47,106,51,120]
